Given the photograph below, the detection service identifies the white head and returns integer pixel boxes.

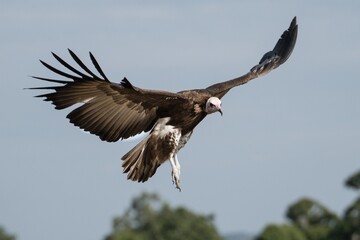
[205,97,222,115]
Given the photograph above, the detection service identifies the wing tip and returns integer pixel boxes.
[290,16,298,35]
[121,77,134,89]
[251,16,298,75]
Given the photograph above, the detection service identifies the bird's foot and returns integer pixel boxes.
[170,154,181,191]
[171,169,181,191]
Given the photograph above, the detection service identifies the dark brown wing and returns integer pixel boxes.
[31,49,189,142]
[206,16,298,99]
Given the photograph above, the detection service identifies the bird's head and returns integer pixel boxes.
[205,97,222,115]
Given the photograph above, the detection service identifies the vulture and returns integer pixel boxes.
[31,17,298,191]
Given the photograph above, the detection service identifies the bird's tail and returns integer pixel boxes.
[121,136,161,182]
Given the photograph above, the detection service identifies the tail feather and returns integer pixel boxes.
[122,136,161,182]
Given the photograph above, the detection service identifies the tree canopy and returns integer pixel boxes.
[0,227,15,240]
[104,192,223,240]
[345,170,360,190]
[256,224,306,240]
[285,197,339,240]
[257,169,360,240]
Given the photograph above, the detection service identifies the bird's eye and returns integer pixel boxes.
[209,103,214,107]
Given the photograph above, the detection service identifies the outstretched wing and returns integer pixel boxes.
[206,16,298,99]
[31,49,187,142]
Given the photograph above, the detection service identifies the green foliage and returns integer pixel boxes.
[285,198,339,240]
[345,170,360,190]
[327,197,360,240]
[344,197,360,229]
[258,171,360,240]
[256,224,306,240]
[322,175,360,240]
[286,198,339,228]
[0,227,15,240]
[104,192,223,240]
[329,197,360,240]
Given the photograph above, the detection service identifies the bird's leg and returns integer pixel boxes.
[175,154,181,176]
[169,154,181,191]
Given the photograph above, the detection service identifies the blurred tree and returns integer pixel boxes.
[286,198,339,228]
[286,198,339,240]
[344,197,360,233]
[256,171,360,240]
[345,170,360,190]
[256,224,306,240]
[0,226,15,240]
[104,192,223,240]
[338,197,360,240]
[327,197,360,240]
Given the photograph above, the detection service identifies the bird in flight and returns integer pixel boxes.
[31,17,298,191]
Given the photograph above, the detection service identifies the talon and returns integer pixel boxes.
[174,177,181,191]
[171,170,181,191]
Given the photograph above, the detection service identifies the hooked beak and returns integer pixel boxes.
[218,109,223,116]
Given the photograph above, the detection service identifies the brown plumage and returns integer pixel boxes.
[30,17,298,190]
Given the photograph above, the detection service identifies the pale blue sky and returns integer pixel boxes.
[1,1,359,239]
